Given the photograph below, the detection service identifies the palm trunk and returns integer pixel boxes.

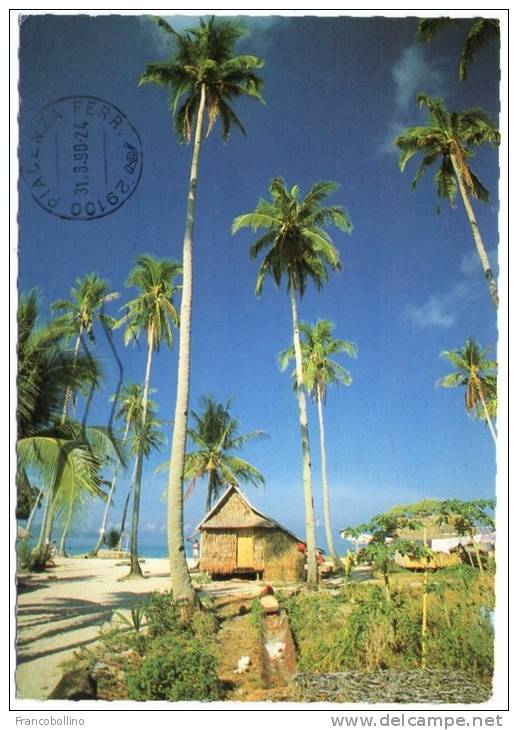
[61,327,83,423]
[476,383,498,445]
[35,488,53,554]
[58,501,73,557]
[167,84,207,603]
[117,455,139,557]
[450,153,499,311]
[316,388,342,571]
[206,468,216,514]
[127,332,154,578]
[289,279,318,589]
[26,484,45,534]
[91,420,131,556]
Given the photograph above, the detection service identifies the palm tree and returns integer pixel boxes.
[417,17,499,80]
[158,395,266,512]
[90,382,154,556]
[438,337,497,444]
[279,320,357,570]
[51,273,118,421]
[17,290,100,531]
[395,94,500,311]
[116,255,180,577]
[232,178,352,588]
[138,16,264,602]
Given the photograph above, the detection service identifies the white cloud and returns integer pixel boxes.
[380,44,445,155]
[406,282,474,328]
[392,46,444,113]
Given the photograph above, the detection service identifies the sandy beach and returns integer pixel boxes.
[15,556,254,700]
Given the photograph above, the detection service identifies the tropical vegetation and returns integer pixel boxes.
[232,177,352,587]
[279,319,357,570]
[395,93,500,310]
[138,15,264,601]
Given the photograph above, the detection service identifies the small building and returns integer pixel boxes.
[195,485,306,582]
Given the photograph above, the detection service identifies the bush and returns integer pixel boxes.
[17,540,52,572]
[126,634,220,701]
[142,591,218,641]
[103,529,120,550]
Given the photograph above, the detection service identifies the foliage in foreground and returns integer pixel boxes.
[284,575,493,682]
[97,591,220,701]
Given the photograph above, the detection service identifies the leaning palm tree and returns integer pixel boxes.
[232,178,352,588]
[158,395,266,512]
[417,17,499,81]
[438,337,497,444]
[17,290,101,531]
[90,382,155,556]
[116,255,180,577]
[279,320,357,570]
[138,16,264,602]
[395,94,500,311]
[51,273,118,421]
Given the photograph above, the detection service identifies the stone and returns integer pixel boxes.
[260,595,280,614]
[48,669,97,700]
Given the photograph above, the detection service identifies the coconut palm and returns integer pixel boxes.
[158,395,266,513]
[138,16,264,601]
[438,337,497,444]
[90,382,155,556]
[232,178,352,588]
[51,273,118,421]
[116,255,180,577]
[417,17,499,80]
[395,94,500,310]
[279,320,357,570]
[17,290,100,529]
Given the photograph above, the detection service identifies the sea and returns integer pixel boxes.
[22,534,189,559]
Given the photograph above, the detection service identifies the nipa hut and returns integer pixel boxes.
[396,516,461,570]
[195,485,306,582]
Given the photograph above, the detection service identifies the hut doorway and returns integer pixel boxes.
[237,528,254,568]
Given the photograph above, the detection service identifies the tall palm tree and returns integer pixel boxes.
[279,320,357,570]
[395,94,500,311]
[438,337,497,445]
[138,15,264,601]
[90,382,154,556]
[117,255,180,577]
[232,178,352,588]
[417,17,499,80]
[158,395,266,512]
[51,273,118,421]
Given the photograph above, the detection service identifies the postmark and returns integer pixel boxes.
[21,96,143,220]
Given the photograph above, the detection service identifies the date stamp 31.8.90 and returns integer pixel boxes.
[21,95,143,220]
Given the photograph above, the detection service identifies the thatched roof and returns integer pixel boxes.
[195,485,303,542]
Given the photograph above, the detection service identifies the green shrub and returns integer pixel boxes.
[142,591,217,641]
[126,634,220,701]
[17,540,52,572]
[103,528,120,550]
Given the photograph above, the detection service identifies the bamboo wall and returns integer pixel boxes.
[200,526,305,582]
[200,529,237,574]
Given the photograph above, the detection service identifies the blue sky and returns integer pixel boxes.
[18,14,500,550]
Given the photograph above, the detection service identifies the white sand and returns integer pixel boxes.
[15,556,254,700]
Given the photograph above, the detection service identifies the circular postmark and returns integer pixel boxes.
[21,96,143,220]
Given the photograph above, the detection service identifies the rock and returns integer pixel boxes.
[260,595,280,614]
[48,669,97,700]
[234,656,251,674]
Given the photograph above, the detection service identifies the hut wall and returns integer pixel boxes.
[200,529,237,575]
[260,528,305,583]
